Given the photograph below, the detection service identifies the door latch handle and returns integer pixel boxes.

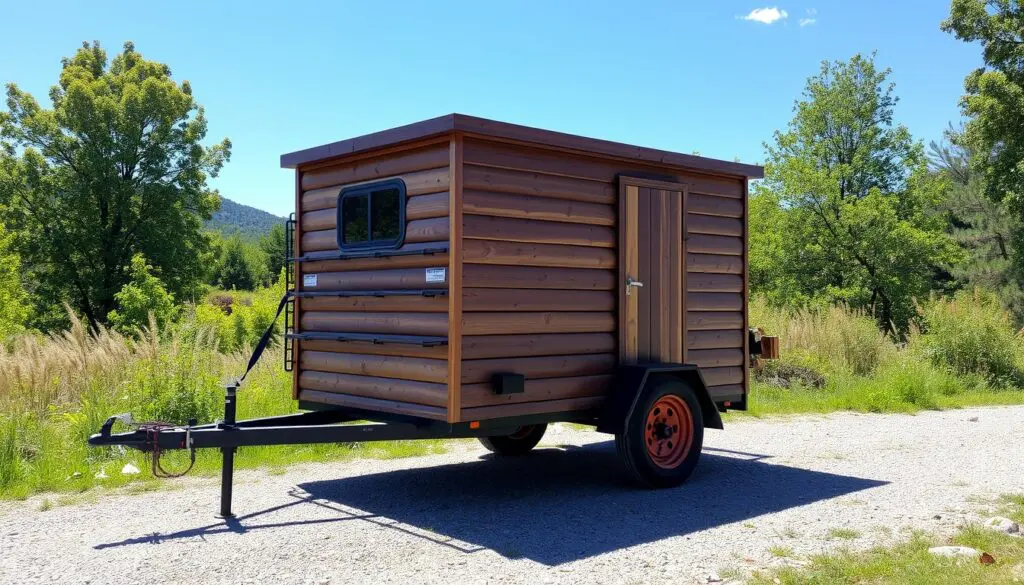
[626,277,644,296]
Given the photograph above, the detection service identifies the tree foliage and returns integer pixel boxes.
[259,223,287,282]
[752,54,961,332]
[215,236,268,291]
[930,127,1024,320]
[942,0,1024,211]
[0,220,29,340]
[0,41,230,330]
[107,254,179,334]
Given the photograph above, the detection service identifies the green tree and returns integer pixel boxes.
[107,254,179,333]
[259,223,287,283]
[0,41,230,329]
[0,220,29,340]
[752,54,961,332]
[929,127,1024,321]
[216,236,267,291]
[942,1,1024,211]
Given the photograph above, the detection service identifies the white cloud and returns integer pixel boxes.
[800,8,817,26]
[740,7,789,24]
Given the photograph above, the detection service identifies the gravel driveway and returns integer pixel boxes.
[2,406,1021,585]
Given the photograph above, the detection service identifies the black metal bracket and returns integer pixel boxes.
[293,245,448,263]
[287,332,448,347]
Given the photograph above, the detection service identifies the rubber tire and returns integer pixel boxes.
[615,377,704,488]
[478,424,547,456]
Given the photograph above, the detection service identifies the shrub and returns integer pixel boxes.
[750,297,895,376]
[915,289,1024,386]
[107,255,180,334]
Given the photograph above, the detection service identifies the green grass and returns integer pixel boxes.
[828,528,861,540]
[0,314,457,501]
[770,545,795,558]
[750,495,1024,585]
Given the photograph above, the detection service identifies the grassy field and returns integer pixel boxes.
[3,288,1024,501]
[743,291,1024,416]
[0,315,450,501]
[749,495,1024,585]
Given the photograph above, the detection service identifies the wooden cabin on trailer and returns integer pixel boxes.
[281,114,764,486]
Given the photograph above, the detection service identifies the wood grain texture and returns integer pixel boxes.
[687,273,743,293]
[687,234,743,256]
[463,215,615,248]
[707,384,745,400]
[686,329,745,350]
[406,217,451,244]
[304,267,448,291]
[300,246,448,272]
[671,187,685,362]
[461,375,615,408]
[447,135,464,423]
[300,294,448,313]
[461,333,616,359]
[462,312,615,335]
[301,351,448,383]
[463,190,615,225]
[299,371,447,407]
[305,191,449,230]
[300,339,448,359]
[462,240,615,269]
[461,353,616,384]
[619,184,639,362]
[301,144,449,191]
[298,389,447,421]
[463,264,615,290]
[701,367,745,387]
[460,396,606,421]
[638,187,652,360]
[300,312,448,336]
[687,215,743,237]
[463,138,748,193]
[686,292,744,312]
[462,288,615,312]
[686,348,745,368]
[463,164,615,204]
[686,312,744,331]
[301,221,450,252]
[688,194,743,218]
[301,169,451,211]
[687,253,743,274]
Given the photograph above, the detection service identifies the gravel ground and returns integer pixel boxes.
[1,406,1022,585]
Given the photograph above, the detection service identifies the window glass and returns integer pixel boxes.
[370,188,401,241]
[341,194,369,244]
[336,179,406,253]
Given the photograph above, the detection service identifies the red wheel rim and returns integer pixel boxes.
[507,425,535,440]
[644,395,693,469]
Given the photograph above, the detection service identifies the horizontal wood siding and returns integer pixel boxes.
[295,142,451,416]
[683,173,748,398]
[459,138,623,417]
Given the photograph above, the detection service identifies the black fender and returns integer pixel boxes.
[596,364,724,434]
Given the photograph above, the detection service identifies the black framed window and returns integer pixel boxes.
[337,179,406,252]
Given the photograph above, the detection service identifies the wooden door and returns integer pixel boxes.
[619,177,687,364]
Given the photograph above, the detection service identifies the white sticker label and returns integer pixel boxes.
[303,274,318,287]
[425,268,446,283]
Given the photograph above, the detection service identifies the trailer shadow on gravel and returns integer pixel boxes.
[291,439,887,566]
[93,440,886,564]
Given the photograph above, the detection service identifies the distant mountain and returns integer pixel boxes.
[207,197,284,239]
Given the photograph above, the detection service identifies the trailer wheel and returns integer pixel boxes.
[478,424,547,456]
[615,377,704,488]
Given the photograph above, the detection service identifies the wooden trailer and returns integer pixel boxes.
[88,114,765,514]
[281,114,763,484]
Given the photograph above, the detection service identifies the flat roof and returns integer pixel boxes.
[280,113,764,179]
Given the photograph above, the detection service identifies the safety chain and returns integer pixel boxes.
[136,422,196,478]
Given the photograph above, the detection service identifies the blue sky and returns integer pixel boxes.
[1,1,979,217]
